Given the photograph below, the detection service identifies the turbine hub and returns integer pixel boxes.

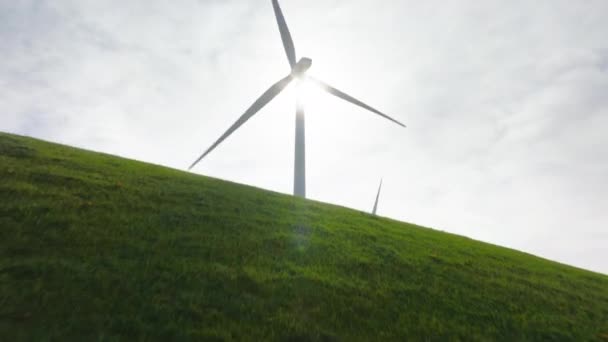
[291,57,312,78]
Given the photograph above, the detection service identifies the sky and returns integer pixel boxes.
[2,0,607,274]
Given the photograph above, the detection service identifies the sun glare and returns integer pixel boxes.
[295,78,323,109]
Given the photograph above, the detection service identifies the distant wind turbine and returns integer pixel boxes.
[189,0,405,198]
[372,179,383,216]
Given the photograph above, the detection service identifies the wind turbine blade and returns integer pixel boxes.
[308,77,406,128]
[272,0,297,68]
[189,75,294,170]
[372,178,383,215]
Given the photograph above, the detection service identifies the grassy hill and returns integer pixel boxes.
[1,131,607,341]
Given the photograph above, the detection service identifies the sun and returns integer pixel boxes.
[294,78,324,109]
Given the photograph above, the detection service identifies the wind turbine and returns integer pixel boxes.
[372,178,383,216]
[189,0,405,198]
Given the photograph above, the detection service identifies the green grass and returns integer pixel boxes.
[1,131,607,341]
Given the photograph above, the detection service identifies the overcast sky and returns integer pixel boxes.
[2,0,607,274]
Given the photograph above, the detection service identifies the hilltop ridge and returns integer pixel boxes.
[1,131,607,340]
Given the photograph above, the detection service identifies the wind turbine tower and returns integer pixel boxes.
[372,178,383,216]
[189,1,405,198]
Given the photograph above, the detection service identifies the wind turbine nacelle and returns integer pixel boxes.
[291,57,312,77]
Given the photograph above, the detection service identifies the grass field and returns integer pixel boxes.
[1,131,607,341]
